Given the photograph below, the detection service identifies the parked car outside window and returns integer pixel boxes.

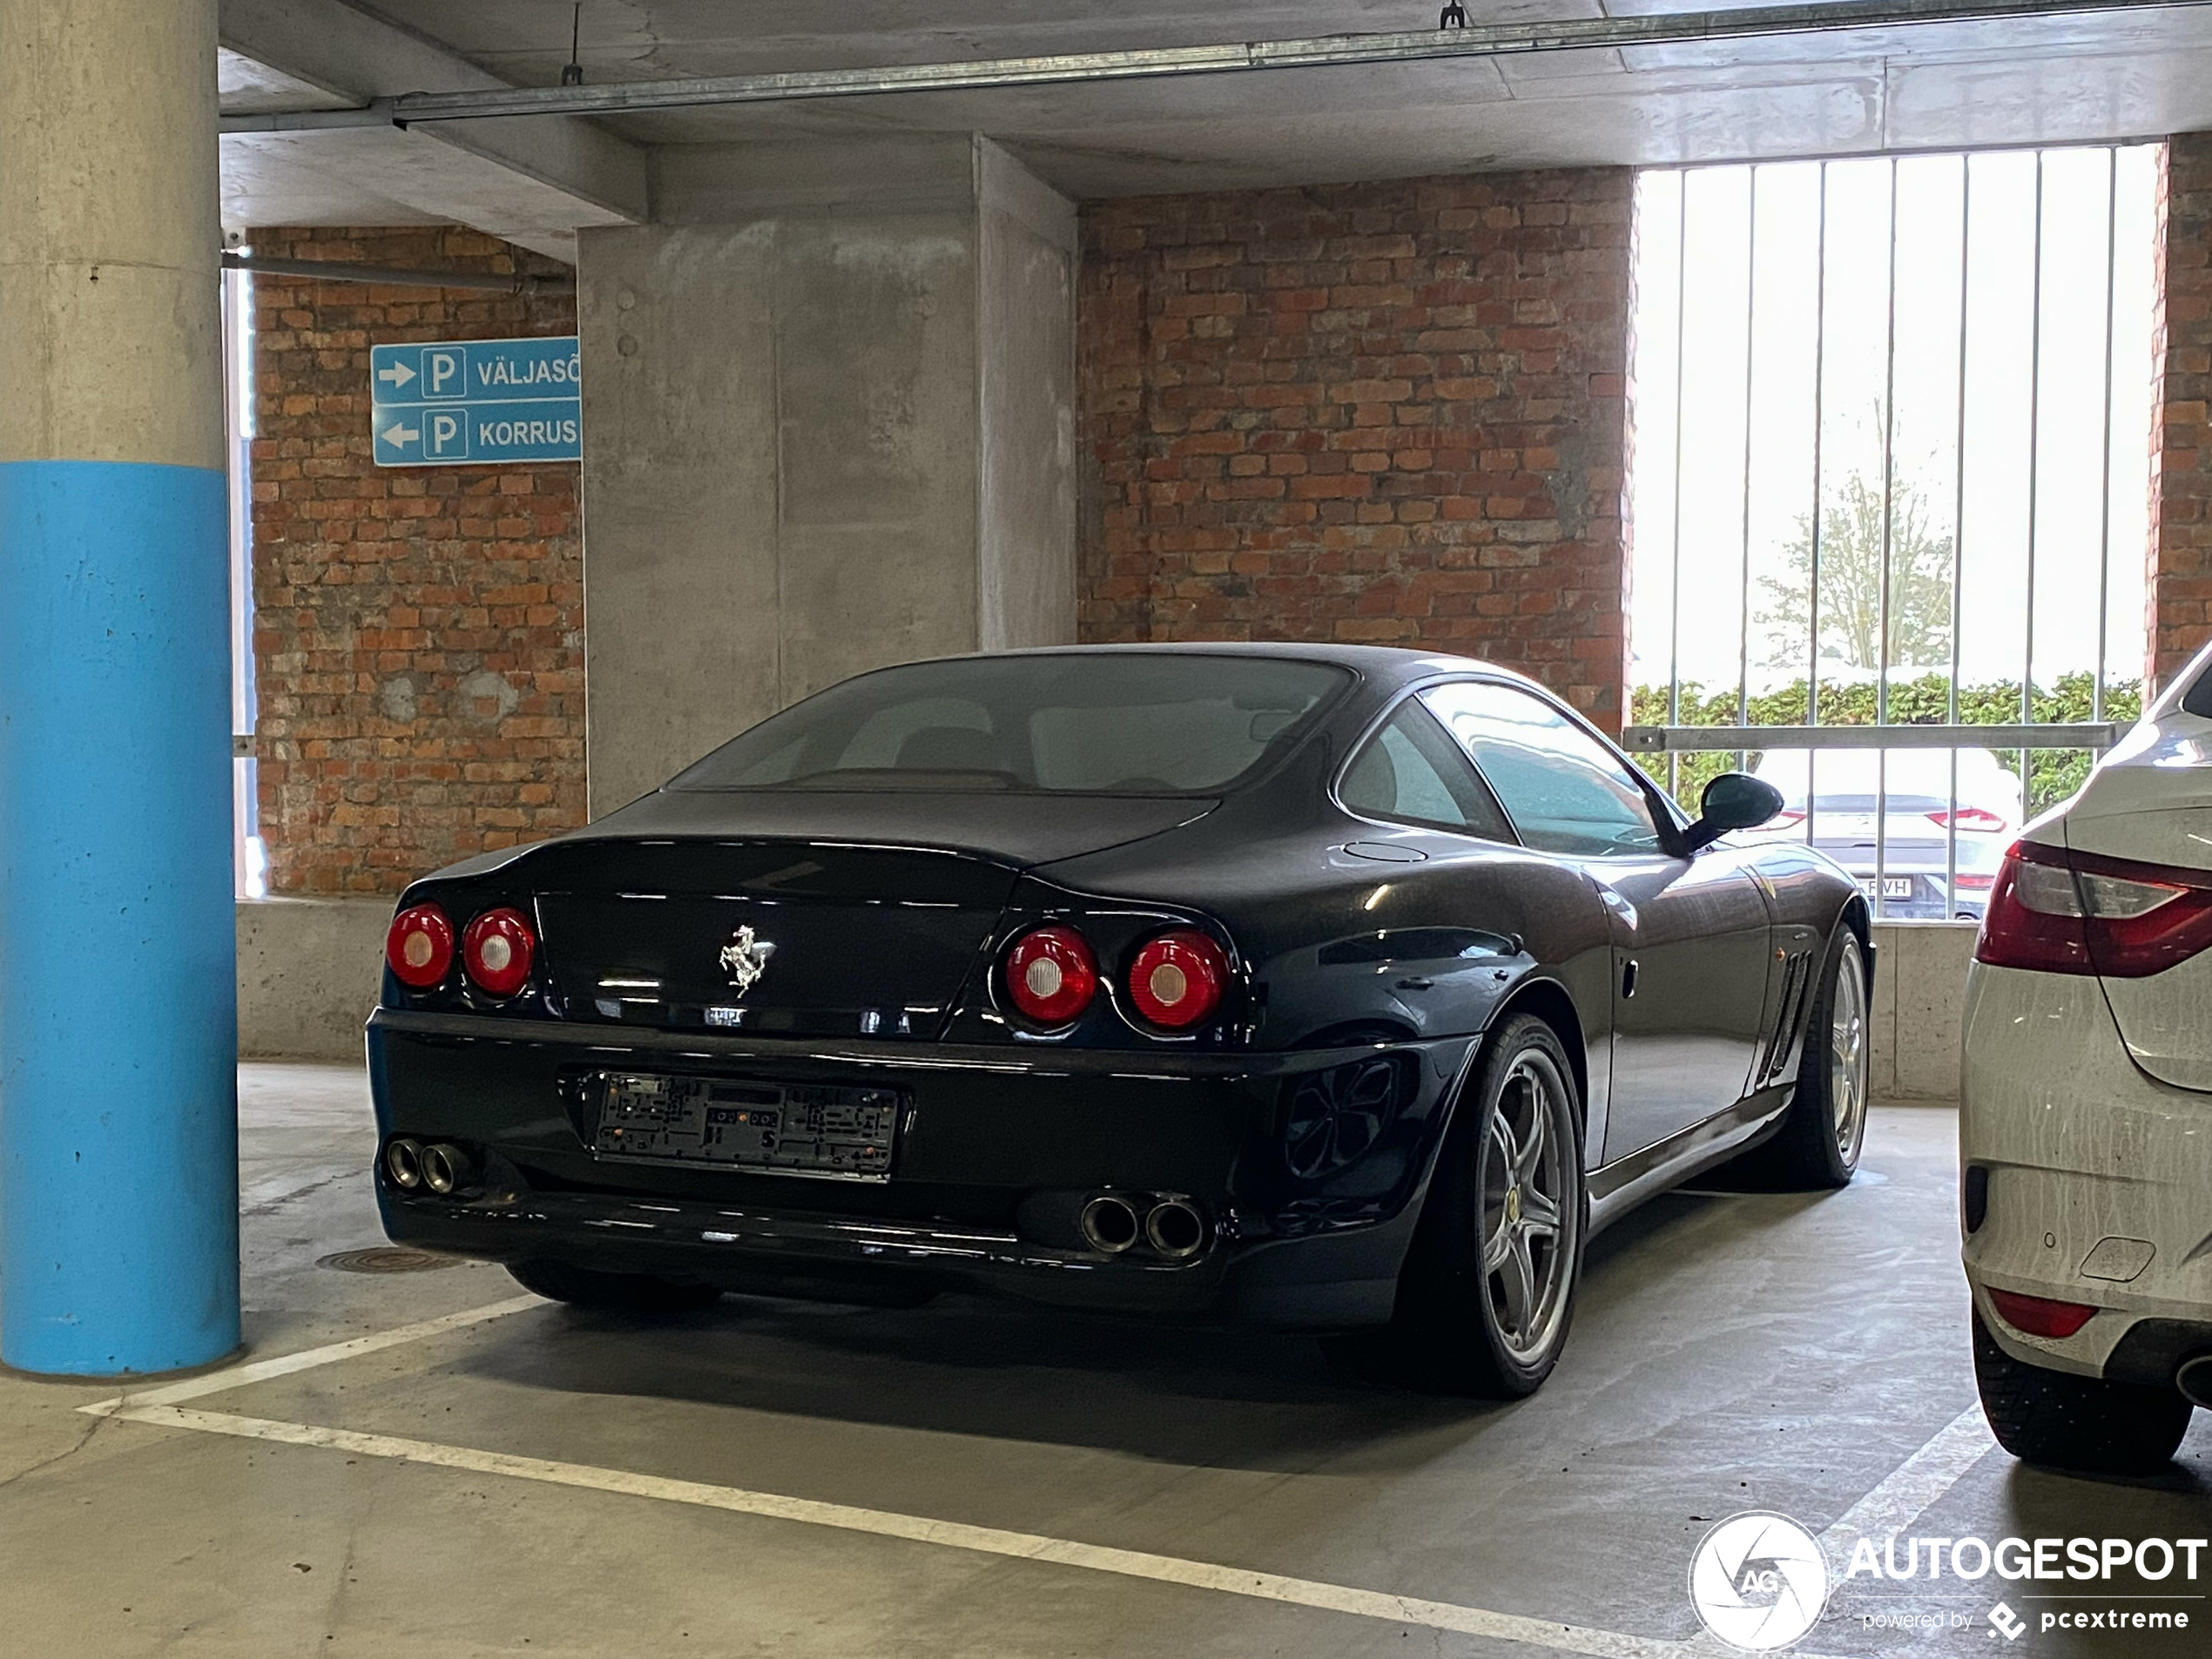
[1741,745,2021,919]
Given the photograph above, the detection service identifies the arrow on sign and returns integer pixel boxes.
[381,421,419,448]
[377,361,416,389]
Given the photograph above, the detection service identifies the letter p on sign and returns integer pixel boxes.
[427,412,469,459]
[424,348,464,399]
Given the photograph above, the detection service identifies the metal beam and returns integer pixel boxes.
[219,0,2212,133]
[220,252,575,295]
[1622,722,2125,751]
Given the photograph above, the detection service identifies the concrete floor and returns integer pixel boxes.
[1,1067,2203,1658]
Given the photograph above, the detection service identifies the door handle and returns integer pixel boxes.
[1621,959,1639,1000]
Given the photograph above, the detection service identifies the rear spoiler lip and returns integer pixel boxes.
[396,807,1228,910]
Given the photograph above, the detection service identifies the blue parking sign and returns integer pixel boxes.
[369,336,580,467]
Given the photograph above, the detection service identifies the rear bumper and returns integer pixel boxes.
[1959,963,2212,1391]
[368,1008,1477,1329]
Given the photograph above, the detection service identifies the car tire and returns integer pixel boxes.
[1734,927,1871,1190]
[1349,1014,1589,1398]
[1973,1311,2194,1475]
[508,1258,723,1313]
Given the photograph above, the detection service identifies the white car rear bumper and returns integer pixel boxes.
[1959,961,2212,1385]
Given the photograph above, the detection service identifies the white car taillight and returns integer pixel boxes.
[1976,840,2212,977]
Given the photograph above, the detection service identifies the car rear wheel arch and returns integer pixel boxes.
[1487,978,1589,1139]
[1391,979,1588,1262]
[1841,894,1871,957]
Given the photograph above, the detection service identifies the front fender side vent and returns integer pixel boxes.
[1758,950,1813,1086]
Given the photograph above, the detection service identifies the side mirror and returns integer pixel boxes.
[1684,772,1785,853]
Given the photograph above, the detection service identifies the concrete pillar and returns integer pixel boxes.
[0,0,239,1372]
[578,135,1077,814]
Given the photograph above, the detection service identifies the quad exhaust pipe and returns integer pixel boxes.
[385,1136,423,1190]
[2179,1354,2212,1410]
[1143,1197,1205,1259]
[383,1136,475,1196]
[1078,1191,1208,1258]
[1079,1193,1141,1254]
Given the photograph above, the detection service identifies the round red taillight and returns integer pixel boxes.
[462,907,536,997]
[385,904,455,989]
[1128,929,1230,1030]
[1003,926,1097,1026]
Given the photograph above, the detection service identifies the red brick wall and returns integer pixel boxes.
[1077,170,1635,728]
[249,226,585,895]
[2153,134,2212,693]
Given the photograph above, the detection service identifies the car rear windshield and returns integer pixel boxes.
[667,654,1352,795]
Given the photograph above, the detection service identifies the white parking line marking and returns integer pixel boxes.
[99,1399,1845,1659]
[1817,1405,1994,1559]
[77,1294,543,1419]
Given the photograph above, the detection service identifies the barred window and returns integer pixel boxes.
[1629,147,2159,918]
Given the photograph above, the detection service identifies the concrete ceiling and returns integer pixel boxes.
[219,49,447,233]
[221,0,2212,246]
[219,0,648,259]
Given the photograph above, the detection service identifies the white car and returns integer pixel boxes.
[1959,646,2212,1473]
[1749,746,2020,920]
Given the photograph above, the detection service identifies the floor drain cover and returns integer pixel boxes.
[317,1247,461,1274]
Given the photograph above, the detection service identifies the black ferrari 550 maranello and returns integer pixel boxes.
[370,644,1870,1395]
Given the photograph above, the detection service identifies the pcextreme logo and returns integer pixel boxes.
[1689,1512,1831,1652]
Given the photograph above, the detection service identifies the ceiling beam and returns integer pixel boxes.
[220,0,2212,132]
[218,0,645,224]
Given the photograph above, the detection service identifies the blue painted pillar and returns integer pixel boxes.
[0,0,239,1374]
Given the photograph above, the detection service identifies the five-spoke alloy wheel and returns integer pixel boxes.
[1369,1013,1589,1397]
[1477,1044,1580,1370]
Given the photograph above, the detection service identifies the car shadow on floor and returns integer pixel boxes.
[440,1182,1842,1473]
[2000,1444,2210,1504]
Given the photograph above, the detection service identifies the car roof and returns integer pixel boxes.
[909,641,1548,693]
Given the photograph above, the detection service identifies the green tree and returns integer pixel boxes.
[1756,472,1955,672]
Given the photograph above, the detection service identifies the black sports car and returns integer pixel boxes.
[369,644,1869,1395]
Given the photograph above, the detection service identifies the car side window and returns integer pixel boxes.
[1339,700,1515,840]
[1420,681,1664,858]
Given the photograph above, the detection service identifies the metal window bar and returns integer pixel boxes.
[2020,153,2047,840]
[1876,158,1899,914]
[1667,173,1689,805]
[1734,166,1751,779]
[1623,722,2123,751]
[1946,155,1973,914]
[1737,168,1758,781]
[2095,146,2119,728]
[1805,163,1830,852]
